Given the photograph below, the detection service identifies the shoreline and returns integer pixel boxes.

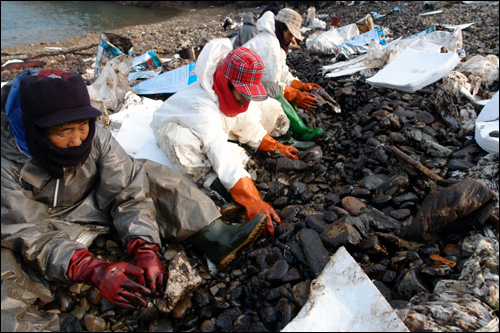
[1,3,259,81]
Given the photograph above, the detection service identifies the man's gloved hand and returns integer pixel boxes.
[284,86,318,111]
[68,248,150,309]
[290,79,323,92]
[230,177,281,237]
[127,238,168,298]
[258,134,298,160]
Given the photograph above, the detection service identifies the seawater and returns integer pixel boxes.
[1,1,181,47]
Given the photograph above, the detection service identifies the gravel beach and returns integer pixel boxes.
[1,1,499,332]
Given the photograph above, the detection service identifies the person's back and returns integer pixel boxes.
[232,12,259,49]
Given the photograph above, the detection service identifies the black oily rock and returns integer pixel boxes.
[265,259,290,282]
[298,228,330,277]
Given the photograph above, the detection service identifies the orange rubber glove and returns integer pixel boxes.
[290,79,323,92]
[258,134,299,160]
[230,177,281,237]
[68,249,150,309]
[284,85,318,111]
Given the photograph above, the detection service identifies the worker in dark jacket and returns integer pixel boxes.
[1,69,265,331]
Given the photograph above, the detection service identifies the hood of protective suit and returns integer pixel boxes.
[243,12,257,26]
[1,70,38,164]
[193,38,233,102]
[257,10,276,36]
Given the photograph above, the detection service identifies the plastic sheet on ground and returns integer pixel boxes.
[475,91,499,154]
[127,50,163,81]
[108,91,163,156]
[87,54,134,112]
[94,33,133,79]
[305,24,359,55]
[322,25,464,79]
[335,26,386,59]
[133,62,198,95]
[365,48,460,93]
[281,246,410,332]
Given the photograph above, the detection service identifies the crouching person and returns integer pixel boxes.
[151,38,300,238]
[1,69,265,331]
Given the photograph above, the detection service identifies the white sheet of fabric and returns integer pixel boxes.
[282,246,410,332]
[151,38,268,191]
[243,11,297,95]
[475,91,499,154]
[366,48,460,93]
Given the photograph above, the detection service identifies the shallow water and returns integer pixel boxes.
[1,1,181,47]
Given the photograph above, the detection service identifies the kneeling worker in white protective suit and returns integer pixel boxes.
[151,38,299,237]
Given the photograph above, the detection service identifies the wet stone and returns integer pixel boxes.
[282,267,304,283]
[390,132,406,143]
[83,314,106,332]
[341,196,367,216]
[392,192,419,206]
[320,222,362,250]
[55,289,76,313]
[171,296,192,319]
[375,173,410,198]
[373,280,393,302]
[85,286,101,306]
[374,194,393,207]
[390,208,411,220]
[192,287,211,307]
[359,174,390,191]
[266,259,289,281]
[292,281,310,308]
[299,228,331,277]
[447,158,476,170]
[277,221,295,241]
[99,297,116,313]
[149,318,173,332]
[233,314,251,326]
[360,235,389,257]
[280,205,302,220]
[278,298,296,327]
[396,268,430,300]
[382,270,397,283]
[70,305,86,321]
[360,207,402,233]
[305,213,327,234]
[350,187,371,198]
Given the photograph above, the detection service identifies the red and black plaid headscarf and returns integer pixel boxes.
[213,47,267,117]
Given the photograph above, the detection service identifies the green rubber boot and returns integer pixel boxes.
[274,131,316,151]
[220,201,246,223]
[275,94,323,141]
[186,213,266,270]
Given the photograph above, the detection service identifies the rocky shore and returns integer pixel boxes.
[2,1,499,332]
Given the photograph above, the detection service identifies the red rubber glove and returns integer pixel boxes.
[127,238,168,298]
[68,248,150,309]
[290,79,323,92]
[230,177,281,237]
[258,134,299,160]
[284,85,318,111]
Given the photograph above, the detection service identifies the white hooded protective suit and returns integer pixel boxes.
[243,11,298,96]
[151,38,286,191]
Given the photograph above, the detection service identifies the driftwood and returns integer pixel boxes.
[2,43,98,61]
[382,144,459,186]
